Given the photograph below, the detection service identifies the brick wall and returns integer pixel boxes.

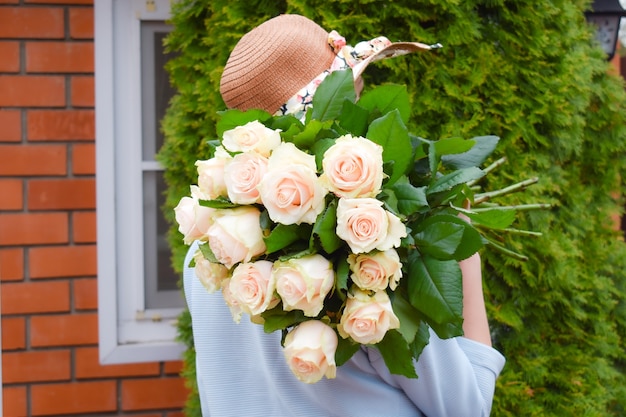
[0,1,188,416]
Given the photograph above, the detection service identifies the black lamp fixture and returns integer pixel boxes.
[585,0,626,60]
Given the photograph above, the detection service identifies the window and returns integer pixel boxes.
[95,0,184,364]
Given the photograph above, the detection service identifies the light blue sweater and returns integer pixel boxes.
[183,245,506,417]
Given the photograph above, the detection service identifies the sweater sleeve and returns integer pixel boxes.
[367,330,506,417]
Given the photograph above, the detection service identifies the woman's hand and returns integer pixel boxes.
[458,199,492,346]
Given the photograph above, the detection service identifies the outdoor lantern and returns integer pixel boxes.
[585,0,626,60]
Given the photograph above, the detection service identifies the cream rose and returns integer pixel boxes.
[228,260,276,316]
[193,249,229,293]
[222,120,281,157]
[221,278,243,323]
[223,151,268,204]
[336,198,407,254]
[283,320,338,384]
[173,195,214,244]
[347,249,403,291]
[338,287,400,345]
[274,255,334,317]
[206,206,266,269]
[195,146,231,199]
[258,143,327,225]
[320,135,384,198]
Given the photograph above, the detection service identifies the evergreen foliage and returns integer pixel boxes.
[159,0,626,415]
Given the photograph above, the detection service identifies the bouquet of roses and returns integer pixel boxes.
[174,69,542,384]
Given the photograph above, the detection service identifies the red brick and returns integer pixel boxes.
[0,179,23,210]
[0,7,64,39]
[27,110,94,141]
[69,7,93,39]
[26,41,93,73]
[31,380,116,416]
[0,76,65,107]
[0,110,21,142]
[0,248,24,281]
[3,350,71,383]
[167,412,185,417]
[30,313,98,347]
[0,41,19,72]
[72,143,95,174]
[70,76,94,107]
[2,280,70,315]
[28,178,95,210]
[26,0,93,3]
[3,386,27,417]
[0,213,68,246]
[73,210,96,243]
[29,245,96,278]
[2,317,26,350]
[75,347,160,379]
[122,377,188,411]
[73,277,97,310]
[164,360,184,375]
[0,0,19,4]
[0,144,67,176]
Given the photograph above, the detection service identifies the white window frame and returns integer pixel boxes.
[95,0,184,364]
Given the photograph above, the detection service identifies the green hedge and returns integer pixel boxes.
[158,1,626,415]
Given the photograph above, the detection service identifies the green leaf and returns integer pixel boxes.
[338,100,370,137]
[261,307,306,333]
[434,137,475,157]
[198,243,218,263]
[358,84,412,124]
[409,321,432,359]
[367,109,413,185]
[264,223,312,254]
[311,200,343,254]
[406,252,463,338]
[414,214,484,260]
[267,114,303,136]
[414,222,465,260]
[442,135,500,169]
[216,109,271,137]
[389,179,429,216]
[311,70,356,121]
[291,119,325,150]
[198,198,239,209]
[376,329,418,379]
[335,255,350,296]
[427,167,484,194]
[467,207,517,229]
[392,292,422,343]
[335,336,361,366]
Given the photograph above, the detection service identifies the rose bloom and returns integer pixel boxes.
[336,198,407,254]
[193,249,229,293]
[228,260,276,316]
[173,195,215,244]
[221,278,243,323]
[258,143,327,225]
[347,249,403,291]
[320,134,384,198]
[338,287,400,345]
[274,254,334,317]
[195,146,231,199]
[283,320,338,384]
[206,206,266,269]
[223,151,268,204]
[222,120,281,157]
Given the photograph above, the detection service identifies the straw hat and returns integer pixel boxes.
[220,14,438,114]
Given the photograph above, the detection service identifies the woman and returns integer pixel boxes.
[183,14,505,417]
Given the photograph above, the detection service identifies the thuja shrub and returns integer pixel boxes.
[159,0,626,415]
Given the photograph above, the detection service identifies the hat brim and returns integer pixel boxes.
[352,42,441,79]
